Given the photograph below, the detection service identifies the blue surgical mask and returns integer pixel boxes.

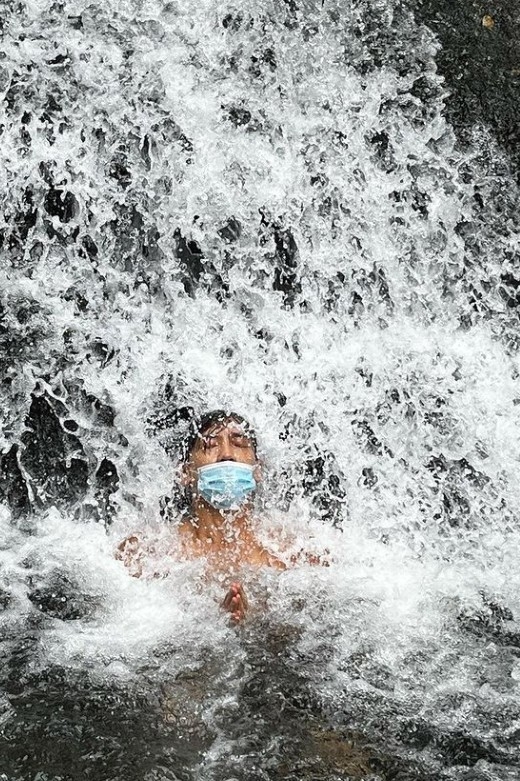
[197,461,257,510]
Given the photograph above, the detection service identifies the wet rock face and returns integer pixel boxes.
[414,0,520,180]
[0,383,120,523]
[21,394,89,507]
[0,254,121,521]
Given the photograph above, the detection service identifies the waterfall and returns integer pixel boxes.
[1,0,519,778]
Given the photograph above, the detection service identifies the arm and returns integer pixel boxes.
[115,534,145,578]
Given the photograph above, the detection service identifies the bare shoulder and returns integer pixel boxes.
[116,525,191,578]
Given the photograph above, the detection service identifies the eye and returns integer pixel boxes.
[232,435,251,448]
[201,436,218,450]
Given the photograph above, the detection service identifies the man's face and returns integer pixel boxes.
[182,419,260,491]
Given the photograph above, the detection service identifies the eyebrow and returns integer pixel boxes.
[199,427,252,442]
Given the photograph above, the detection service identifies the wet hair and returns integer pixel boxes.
[181,409,258,463]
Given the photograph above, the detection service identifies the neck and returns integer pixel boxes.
[188,498,254,548]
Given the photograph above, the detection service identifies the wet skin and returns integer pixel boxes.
[222,581,249,624]
[117,419,326,623]
[117,419,285,624]
[179,419,285,623]
[180,418,260,489]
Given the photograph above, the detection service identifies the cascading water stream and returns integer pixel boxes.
[0,0,520,779]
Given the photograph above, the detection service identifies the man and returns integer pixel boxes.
[118,410,302,623]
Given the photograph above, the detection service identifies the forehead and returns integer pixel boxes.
[199,419,251,439]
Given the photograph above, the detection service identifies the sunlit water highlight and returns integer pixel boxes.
[1,0,520,778]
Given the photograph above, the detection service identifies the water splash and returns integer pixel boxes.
[1,0,520,778]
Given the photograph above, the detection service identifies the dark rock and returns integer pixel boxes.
[174,228,205,294]
[68,14,83,29]
[0,444,30,517]
[0,296,46,363]
[217,217,242,243]
[500,272,520,309]
[28,571,98,621]
[94,458,119,522]
[174,229,227,299]
[458,595,519,647]
[43,189,78,223]
[63,287,88,312]
[47,53,71,67]
[108,147,132,188]
[84,394,115,427]
[301,451,347,526]
[275,392,287,407]
[7,187,38,254]
[20,394,88,510]
[433,728,508,767]
[361,466,378,488]
[368,130,396,171]
[272,225,301,308]
[223,104,252,127]
[222,12,243,30]
[45,93,62,114]
[414,0,520,181]
[80,234,98,261]
[351,418,386,457]
[108,203,163,268]
[86,339,116,368]
[425,455,498,529]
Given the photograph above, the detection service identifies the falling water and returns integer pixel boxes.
[1,0,520,779]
